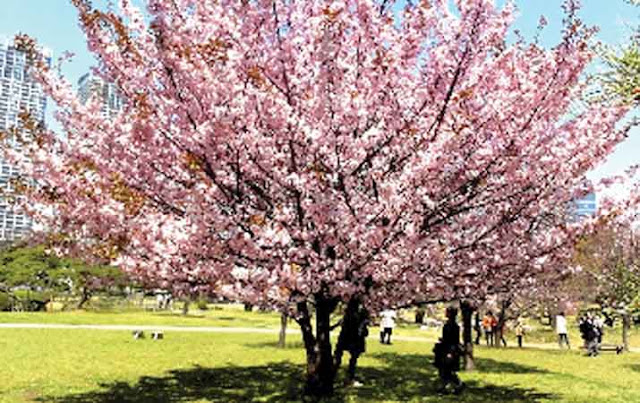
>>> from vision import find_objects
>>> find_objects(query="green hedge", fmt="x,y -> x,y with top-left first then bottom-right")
0,292 -> 10,311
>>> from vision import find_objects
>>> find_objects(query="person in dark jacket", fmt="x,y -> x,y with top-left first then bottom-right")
334,298 -> 369,386
433,306 -> 464,394
579,314 -> 599,356
474,312 -> 482,345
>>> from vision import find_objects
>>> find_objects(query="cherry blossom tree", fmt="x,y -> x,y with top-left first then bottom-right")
2,0 -> 636,396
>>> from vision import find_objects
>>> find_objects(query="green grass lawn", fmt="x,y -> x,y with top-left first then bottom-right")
0,304 -> 284,328
2,306 -> 639,348
1,323 -> 639,403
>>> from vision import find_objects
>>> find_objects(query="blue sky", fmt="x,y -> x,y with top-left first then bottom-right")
0,0 -> 638,187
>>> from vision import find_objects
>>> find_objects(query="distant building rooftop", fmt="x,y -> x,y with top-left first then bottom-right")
573,193 -> 597,220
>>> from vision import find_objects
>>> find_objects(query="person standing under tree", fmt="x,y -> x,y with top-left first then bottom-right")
379,308 -> 396,344
515,319 -> 525,348
434,306 -> 464,394
579,314 -> 599,356
594,314 -> 604,345
156,292 -> 165,310
334,299 -> 369,387
482,311 -> 496,347
556,312 -> 570,349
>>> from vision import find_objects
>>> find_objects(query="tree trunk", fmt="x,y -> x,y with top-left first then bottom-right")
277,312 -> 288,348
460,300 -> 475,371
181,300 -> 190,316
496,299 -> 511,348
244,303 -> 253,312
622,312 -> 631,352
297,296 -> 338,398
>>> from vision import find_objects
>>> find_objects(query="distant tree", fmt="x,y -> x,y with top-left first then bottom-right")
64,259 -> 125,309
0,244 -> 126,310
598,45 -> 640,106
573,215 -> 640,351
594,1 -> 640,106
0,245 -> 66,299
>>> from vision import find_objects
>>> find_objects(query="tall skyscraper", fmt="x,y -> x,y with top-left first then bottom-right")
77,72 -> 124,116
0,38 -> 50,242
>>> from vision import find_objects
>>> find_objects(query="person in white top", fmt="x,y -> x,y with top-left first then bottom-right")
556,312 -> 570,349
593,315 -> 604,344
379,309 -> 397,344
156,293 -> 165,310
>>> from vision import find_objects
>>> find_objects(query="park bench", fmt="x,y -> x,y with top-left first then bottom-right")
132,330 -> 145,339
600,344 -> 624,354
581,344 -> 623,354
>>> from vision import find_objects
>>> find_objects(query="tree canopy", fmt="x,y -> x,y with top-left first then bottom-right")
2,0 -> 637,396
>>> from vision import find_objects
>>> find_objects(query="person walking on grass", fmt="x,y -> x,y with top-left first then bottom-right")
556,312 -> 570,349
515,319 -> 525,348
334,298 -> 369,387
379,308 -> 396,345
434,306 -> 464,395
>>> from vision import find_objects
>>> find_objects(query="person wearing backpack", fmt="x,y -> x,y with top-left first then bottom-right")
334,298 -> 370,386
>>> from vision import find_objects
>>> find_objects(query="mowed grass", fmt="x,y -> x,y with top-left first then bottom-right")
0,304 -> 283,328
2,307 -> 640,348
1,324 -> 640,403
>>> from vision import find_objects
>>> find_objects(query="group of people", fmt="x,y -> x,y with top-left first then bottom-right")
473,311 -> 509,347
336,305 -> 612,393
338,305 -> 465,392
578,313 -> 605,356
155,293 -> 173,310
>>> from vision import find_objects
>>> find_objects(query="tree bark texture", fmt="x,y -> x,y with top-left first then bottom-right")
460,300 -> 475,371
297,295 -> 339,398
623,312 -> 631,352
496,299 -> 511,348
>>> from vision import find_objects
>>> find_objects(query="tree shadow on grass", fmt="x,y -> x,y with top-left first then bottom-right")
362,352 -> 555,402
216,316 -> 238,321
474,357 -> 551,374
245,340 -> 306,349
37,363 -> 305,403
372,352 -> 550,375
626,364 -> 640,372
38,354 -> 557,403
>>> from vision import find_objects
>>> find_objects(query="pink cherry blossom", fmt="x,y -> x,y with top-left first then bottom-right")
3,0 -> 637,396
